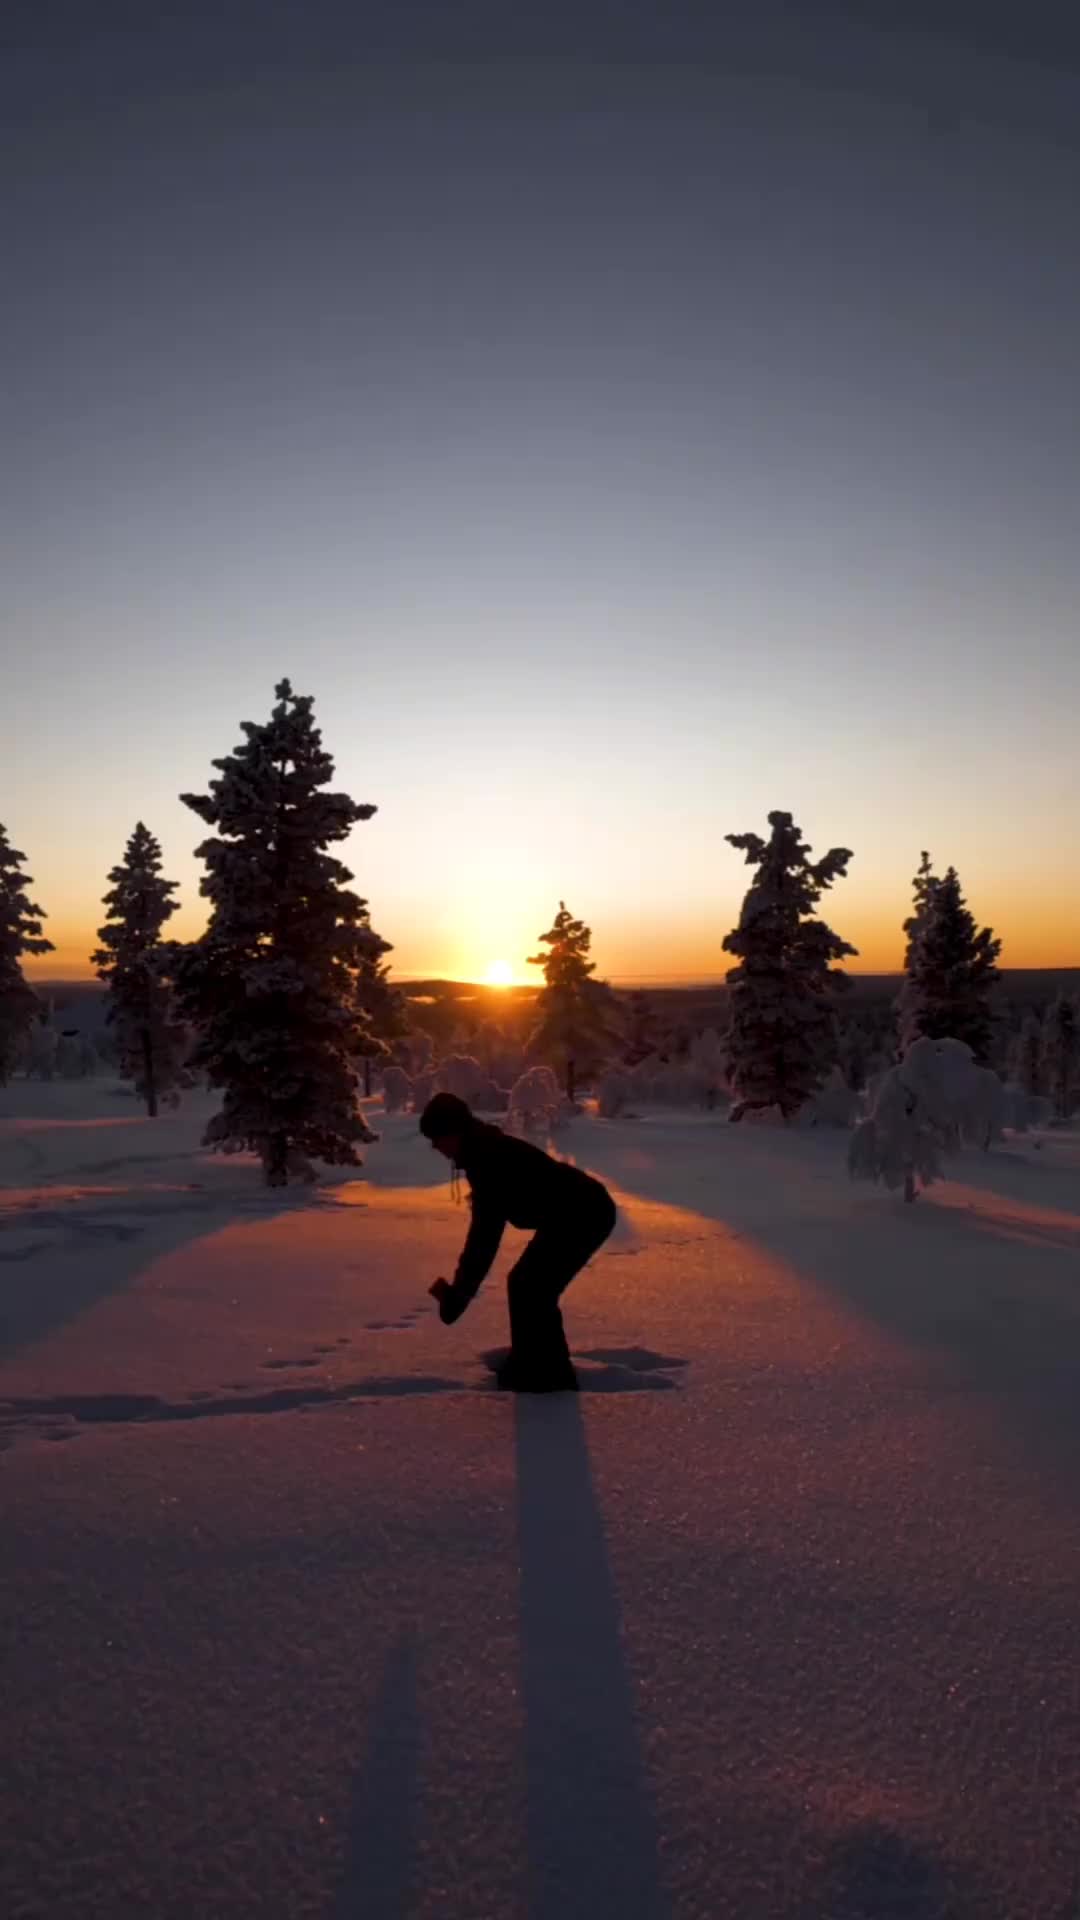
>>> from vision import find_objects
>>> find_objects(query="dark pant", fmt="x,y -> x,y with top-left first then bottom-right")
506,1187 -> 617,1372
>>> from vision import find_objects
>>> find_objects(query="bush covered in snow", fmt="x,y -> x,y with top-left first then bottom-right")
689,1027 -> 727,1107
24,1022 -> 58,1081
622,1054 -> 725,1111
54,1033 -> 91,1082
508,1065 -> 561,1135
435,1055 -> 487,1104
999,1084 -> 1053,1132
396,1029 -> 434,1079
380,1064 -> 413,1114
407,1075 -> 432,1121
849,1035 -> 1007,1200
807,1066 -> 859,1128
471,1078 -> 510,1114
597,1069 -> 632,1118
410,1069 -> 437,1113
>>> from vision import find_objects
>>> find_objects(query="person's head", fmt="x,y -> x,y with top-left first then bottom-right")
419,1092 -> 475,1163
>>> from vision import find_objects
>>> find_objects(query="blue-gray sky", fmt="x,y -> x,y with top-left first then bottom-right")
5,2 -> 1079,978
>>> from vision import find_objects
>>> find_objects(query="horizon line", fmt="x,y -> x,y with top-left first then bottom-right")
27,964 -> 1080,991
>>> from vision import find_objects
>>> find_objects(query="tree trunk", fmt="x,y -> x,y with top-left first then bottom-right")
266,1133 -> 289,1187
567,1057 -> 576,1105
363,1056 -> 372,1098
141,1027 -> 158,1119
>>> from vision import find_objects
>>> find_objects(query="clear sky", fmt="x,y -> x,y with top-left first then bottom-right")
5,2 -> 1079,983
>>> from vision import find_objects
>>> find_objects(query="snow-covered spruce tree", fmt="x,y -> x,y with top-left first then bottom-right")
527,902 -> 621,1102
174,680 -> 379,1186
92,823 -> 186,1117
0,825 -> 53,1084
1041,994 -> 1079,1121
1009,1010 -> 1046,1098
352,925 -> 408,1097
722,811 -> 855,1121
896,860 -> 1001,1063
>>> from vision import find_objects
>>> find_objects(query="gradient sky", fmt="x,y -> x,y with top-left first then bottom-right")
5,2 -> 1079,982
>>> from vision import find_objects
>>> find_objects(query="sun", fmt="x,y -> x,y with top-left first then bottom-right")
485,959 -> 515,988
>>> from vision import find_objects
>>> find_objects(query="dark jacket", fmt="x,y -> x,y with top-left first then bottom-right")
451,1121 -> 611,1303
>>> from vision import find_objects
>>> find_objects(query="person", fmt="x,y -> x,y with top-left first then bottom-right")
420,1091 -> 616,1392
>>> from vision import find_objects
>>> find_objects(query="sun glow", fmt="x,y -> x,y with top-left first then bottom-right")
485,959 -> 515,988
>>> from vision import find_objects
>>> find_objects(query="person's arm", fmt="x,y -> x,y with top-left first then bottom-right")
437,1195 -> 506,1323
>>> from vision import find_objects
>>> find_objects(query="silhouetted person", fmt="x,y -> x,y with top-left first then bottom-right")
421,1092 -> 616,1392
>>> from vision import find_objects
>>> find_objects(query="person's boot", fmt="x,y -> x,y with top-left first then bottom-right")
496,1352 -> 578,1393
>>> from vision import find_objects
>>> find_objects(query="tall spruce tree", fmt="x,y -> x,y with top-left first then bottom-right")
897,861 -> 1001,1063
0,825 -> 53,1084
92,823 -> 185,1117
528,901 -> 621,1102
174,680 -> 379,1185
722,811 -> 855,1120
1041,994 -> 1079,1121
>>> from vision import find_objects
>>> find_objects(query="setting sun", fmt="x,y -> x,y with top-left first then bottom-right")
485,959 -> 515,988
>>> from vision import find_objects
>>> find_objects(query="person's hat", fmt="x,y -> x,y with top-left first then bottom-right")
419,1092 -> 474,1139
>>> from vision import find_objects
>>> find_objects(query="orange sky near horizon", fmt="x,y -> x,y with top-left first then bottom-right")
12,696 -> 1079,992
22,864 -> 1080,987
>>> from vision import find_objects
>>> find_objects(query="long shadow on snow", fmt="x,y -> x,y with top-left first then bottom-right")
332,1633 -> 421,1920
514,1394 -> 669,1920
0,1184 -> 340,1359
590,1117 -> 1080,1501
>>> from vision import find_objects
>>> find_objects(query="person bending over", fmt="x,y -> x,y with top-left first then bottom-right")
421,1092 -> 616,1393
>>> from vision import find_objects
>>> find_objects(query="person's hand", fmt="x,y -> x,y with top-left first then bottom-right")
429,1278 -> 467,1325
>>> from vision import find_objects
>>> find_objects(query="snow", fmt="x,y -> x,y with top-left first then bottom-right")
2,1078 -> 1079,1917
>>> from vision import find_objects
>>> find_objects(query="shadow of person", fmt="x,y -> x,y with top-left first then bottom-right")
332,1633 -> 421,1919
788,1819 -> 998,1920
514,1396 -> 669,1920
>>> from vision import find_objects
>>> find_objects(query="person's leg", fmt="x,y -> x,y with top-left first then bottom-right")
503,1191 -> 616,1389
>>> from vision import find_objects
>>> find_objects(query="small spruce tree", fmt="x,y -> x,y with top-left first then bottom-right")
528,901 -> 621,1102
1041,994 -> 1079,1121
897,860 -> 1001,1063
837,1016 -> 871,1094
92,823 -> 186,1117
623,989 -> 664,1067
722,811 -> 855,1120
1009,1010 -> 1046,1098
0,825 -> 54,1084
353,926 -> 408,1097
174,680 -> 379,1185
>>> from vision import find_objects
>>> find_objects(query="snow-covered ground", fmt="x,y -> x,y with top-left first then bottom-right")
2,1079 -> 1079,1918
